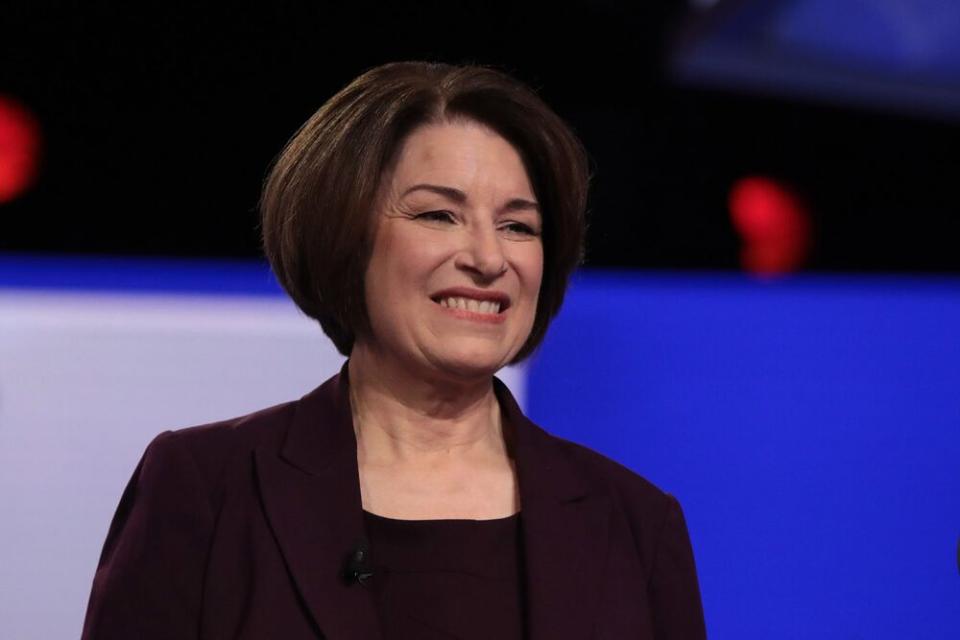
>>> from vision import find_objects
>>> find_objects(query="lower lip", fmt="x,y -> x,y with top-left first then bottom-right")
434,302 -> 507,324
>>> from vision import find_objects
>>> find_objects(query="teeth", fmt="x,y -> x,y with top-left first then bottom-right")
440,297 -> 502,314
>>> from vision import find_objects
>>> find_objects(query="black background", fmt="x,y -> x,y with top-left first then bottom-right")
2,1 -> 957,272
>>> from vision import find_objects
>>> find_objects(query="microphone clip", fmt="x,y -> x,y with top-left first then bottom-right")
342,539 -> 374,587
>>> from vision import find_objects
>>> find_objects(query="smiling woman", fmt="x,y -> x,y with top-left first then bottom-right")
259,63 -> 587,366
81,62 -> 706,640
360,121 -> 543,385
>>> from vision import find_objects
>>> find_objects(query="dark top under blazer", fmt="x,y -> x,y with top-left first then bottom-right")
81,363 -> 707,639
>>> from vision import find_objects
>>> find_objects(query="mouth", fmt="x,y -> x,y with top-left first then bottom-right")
431,297 -> 505,315
429,288 -> 512,316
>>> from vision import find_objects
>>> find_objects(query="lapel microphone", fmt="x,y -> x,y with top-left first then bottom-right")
342,538 -> 374,587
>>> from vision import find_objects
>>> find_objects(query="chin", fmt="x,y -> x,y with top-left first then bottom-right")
427,344 -> 513,380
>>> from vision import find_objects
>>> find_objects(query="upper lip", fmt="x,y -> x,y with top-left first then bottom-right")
431,287 -> 511,311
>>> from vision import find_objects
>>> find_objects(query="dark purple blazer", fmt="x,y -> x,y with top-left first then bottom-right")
82,363 -> 706,639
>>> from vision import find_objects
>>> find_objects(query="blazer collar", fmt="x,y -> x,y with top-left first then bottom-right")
256,361 -> 610,640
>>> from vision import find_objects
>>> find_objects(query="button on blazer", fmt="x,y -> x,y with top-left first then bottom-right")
82,362 -> 706,639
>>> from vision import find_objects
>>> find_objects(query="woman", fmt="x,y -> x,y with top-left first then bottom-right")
82,61 -> 706,639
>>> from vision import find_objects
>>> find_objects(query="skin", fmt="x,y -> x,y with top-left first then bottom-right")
348,118 -> 544,520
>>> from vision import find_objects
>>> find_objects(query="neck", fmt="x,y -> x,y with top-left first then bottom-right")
347,345 -> 508,466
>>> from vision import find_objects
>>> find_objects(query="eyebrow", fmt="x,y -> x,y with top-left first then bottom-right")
400,183 -> 540,213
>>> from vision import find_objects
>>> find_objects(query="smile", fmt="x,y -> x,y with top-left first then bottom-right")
431,296 -> 508,324
438,297 -> 501,314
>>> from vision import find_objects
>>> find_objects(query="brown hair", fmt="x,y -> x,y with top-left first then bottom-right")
260,61 -> 589,364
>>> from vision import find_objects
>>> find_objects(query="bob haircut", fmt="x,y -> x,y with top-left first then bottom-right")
260,61 -> 589,364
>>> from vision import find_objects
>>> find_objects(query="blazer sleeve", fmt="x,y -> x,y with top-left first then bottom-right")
648,494 -> 707,639
81,430 -> 215,640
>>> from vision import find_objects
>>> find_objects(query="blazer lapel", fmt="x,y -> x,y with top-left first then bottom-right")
255,365 -> 610,640
255,365 -> 382,640
495,378 -> 612,640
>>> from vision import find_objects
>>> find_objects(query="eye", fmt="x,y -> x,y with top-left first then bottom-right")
415,210 -> 456,223
502,222 -> 540,237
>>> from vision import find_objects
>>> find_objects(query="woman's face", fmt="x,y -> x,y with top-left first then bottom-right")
359,119 -> 543,381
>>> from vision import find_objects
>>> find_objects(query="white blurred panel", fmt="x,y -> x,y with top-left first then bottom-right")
0,288 -> 526,640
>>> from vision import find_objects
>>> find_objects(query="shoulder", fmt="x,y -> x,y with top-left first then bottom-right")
138,397 -> 299,502
84,397 -> 305,637
546,433 -> 687,543
555,434 -> 676,509
546,433 -> 706,637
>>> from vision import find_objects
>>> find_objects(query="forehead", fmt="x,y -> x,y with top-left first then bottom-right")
386,120 -> 535,197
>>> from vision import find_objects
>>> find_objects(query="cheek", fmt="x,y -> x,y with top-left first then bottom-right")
363,241 -> 391,306
363,230 -> 406,329
517,244 -> 545,300
365,227 -> 440,311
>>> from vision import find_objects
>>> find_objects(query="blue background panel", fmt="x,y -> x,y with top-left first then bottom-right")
0,253 -> 283,296
526,271 -> 960,639
3,255 -> 958,637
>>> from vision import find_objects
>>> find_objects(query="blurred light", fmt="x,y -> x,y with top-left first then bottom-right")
671,0 -> 960,120
728,176 -> 811,276
0,96 -> 42,204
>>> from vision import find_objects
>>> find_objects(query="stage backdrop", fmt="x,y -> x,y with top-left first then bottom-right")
1,255 -> 957,639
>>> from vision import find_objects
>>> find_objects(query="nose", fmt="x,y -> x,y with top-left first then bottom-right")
456,223 -> 507,280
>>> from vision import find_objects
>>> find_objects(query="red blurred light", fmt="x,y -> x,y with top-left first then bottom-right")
0,96 -> 42,204
729,176 -> 811,276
